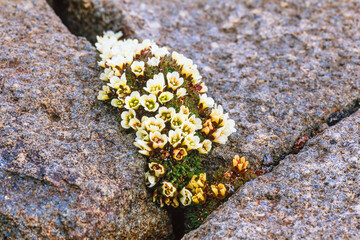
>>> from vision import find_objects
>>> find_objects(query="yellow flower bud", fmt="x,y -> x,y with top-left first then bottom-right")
233,155 -> 249,172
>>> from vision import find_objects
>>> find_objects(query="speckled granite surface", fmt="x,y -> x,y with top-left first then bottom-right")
1,0 -> 359,238
109,0 -> 360,170
0,1 -> 172,239
184,109 -> 360,239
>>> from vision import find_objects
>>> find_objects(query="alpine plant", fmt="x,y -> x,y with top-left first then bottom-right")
96,31 -> 241,208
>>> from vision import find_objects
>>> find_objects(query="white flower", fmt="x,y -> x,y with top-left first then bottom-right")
149,162 -> 166,177
107,55 -> 127,70
176,88 -> 187,98
100,68 -> 114,81
136,129 -> 149,141
168,129 -> 183,148
150,131 -> 168,149
145,172 -> 156,188
134,139 -> 152,156
97,85 -> 111,100
120,109 -> 136,129
179,187 -> 193,206
131,61 -> 145,77
155,107 -> 176,122
143,117 -> 166,133
210,104 -> 224,124
147,57 -> 160,67
140,94 -> 159,112
211,120 -> 237,144
172,51 -> 188,67
188,115 -> 202,130
198,139 -> 212,154
107,73 -> 127,89
220,118 -> 236,135
167,72 -> 184,90
181,121 -> 196,136
181,61 -> 202,84
198,82 -> 208,93
143,73 -> 166,96
171,113 -> 186,129
124,91 -> 141,110
198,94 -> 214,110
182,134 -> 202,151
152,45 -> 170,58
161,182 -> 177,198
158,91 -> 174,104
129,117 -> 141,130
111,98 -> 124,108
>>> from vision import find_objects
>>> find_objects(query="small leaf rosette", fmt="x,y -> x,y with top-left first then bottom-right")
96,31 -> 237,208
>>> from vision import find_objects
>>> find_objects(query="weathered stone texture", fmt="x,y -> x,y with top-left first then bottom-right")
0,0 -> 172,238
184,110 -> 360,239
115,0 -> 360,169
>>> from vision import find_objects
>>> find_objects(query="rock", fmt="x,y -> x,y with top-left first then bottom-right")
183,110 -> 360,239
88,0 -> 360,170
0,1 -> 172,239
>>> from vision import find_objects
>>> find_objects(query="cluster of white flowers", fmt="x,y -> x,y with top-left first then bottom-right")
96,31 -> 236,208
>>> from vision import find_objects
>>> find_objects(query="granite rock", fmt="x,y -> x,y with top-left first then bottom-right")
0,1 -> 172,238
183,110 -> 360,239
91,0 -> 360,170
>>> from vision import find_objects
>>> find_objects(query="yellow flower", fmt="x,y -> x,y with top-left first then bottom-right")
168,129 -> 183,148
233,155 -> 248,172
211,183 -> 227,199
140,94 -> 159,112
167,71 -> 184,90
192,188 -> 206,204
116,84 -> 131,98
198,139 -> 212,154
173,147 -> 187,161
161,182 -> 177,198
131,61 -> 145,77
124,91 -> 141,110
149,131 -> 168,149
149,162 -> 166,177
97,85 -> 111,100
158,91 -> 174,104
201,119 -> 214,135
179,187 -> 193,206
186,175 -> 199,191
187,173 -> 206,191
155,107 -> 175,122
197,173 -> 207,188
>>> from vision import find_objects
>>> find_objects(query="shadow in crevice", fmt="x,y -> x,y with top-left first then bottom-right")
46,0 -> 133,44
